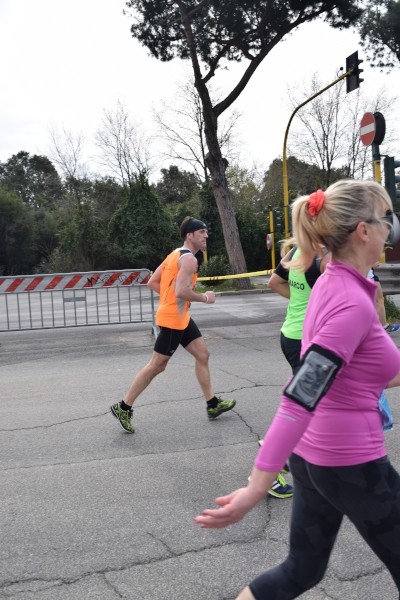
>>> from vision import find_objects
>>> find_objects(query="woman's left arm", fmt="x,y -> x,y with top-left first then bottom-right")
387,369 -> 400,388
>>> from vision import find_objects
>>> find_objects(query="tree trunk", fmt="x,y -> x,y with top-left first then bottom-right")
199,84 -> 251,289
176,1 -> 251,290
205,152 -> 250,289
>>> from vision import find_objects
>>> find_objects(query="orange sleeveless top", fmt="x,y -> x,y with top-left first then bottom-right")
156,248 -> 197,330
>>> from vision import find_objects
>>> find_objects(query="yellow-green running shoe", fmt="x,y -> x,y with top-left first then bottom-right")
268,472 -> 294,499
110,402 -> 135,433
207,397 -> 236,419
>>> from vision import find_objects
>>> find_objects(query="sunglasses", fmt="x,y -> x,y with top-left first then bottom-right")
348,209 -> 393,234
381,209 -> 394,228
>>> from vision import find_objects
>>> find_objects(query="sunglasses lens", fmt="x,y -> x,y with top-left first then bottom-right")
387,213 -> 400,246
385,210 -> 393,225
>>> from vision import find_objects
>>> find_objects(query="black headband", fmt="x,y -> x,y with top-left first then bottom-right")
180,219 -> 208,238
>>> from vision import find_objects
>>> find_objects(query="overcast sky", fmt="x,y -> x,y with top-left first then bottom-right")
1,0 -> 400,181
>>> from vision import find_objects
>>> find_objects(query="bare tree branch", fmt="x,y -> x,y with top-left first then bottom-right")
153,74 -> 241,180
47,125 -> 87,180
287,75 -> 400,184
94,100 -> 152,187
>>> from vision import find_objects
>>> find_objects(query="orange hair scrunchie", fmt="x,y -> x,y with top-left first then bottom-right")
307,189 -> 325,217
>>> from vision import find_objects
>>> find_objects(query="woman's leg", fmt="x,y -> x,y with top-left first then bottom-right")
280,333 -> 302,374
308,457 -> 400,591
235,587 -> 256,600
249,454 -> 343,600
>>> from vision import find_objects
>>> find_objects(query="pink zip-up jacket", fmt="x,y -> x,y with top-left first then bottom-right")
256,261 -> 400,470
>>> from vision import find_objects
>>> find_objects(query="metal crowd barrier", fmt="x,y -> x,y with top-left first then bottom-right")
0,269 -> 156,333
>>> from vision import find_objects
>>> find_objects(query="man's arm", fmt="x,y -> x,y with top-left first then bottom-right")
147,265 -> 162,295
175,255 -> 215,304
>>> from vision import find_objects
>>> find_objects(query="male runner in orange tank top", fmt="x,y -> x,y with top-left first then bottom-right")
110,216 -> 236,433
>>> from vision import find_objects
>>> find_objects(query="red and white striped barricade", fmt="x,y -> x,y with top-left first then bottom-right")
0,269 -> 156,332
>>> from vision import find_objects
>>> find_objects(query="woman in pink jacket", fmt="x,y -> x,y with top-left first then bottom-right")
195,179 -> 400,599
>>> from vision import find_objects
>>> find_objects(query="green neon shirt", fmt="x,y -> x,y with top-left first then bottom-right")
280,248 -> 321,340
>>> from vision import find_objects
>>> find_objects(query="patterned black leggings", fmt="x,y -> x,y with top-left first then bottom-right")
250,454 -> 400,599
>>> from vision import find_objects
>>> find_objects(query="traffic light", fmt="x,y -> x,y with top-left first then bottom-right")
269,209 -> 283,233
384,156 -> 400,208
346,51 -> 364,93
275,210 -> 283,233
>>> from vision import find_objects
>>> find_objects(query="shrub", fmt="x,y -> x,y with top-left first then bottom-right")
199,255 -> 231,287
384,295 -> 400,323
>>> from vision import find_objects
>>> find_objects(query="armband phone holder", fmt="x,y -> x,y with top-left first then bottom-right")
284,344 -> 343,411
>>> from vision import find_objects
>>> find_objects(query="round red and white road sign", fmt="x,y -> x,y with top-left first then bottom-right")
360,112 -> 376,146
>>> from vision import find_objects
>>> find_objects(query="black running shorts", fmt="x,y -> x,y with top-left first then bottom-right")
153,318 -> 202,356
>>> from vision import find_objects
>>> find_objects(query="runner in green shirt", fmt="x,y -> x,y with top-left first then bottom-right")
257,246 -> 329,499
269,246 -> 330,373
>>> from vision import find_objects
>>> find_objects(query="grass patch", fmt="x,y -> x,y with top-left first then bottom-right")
384,295 -> 400,323
197,279 -> 240,292
197,279 -> 266,292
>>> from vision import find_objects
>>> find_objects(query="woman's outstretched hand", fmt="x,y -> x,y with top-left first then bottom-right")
194,486 -> 262,529
194,468 -> 279,529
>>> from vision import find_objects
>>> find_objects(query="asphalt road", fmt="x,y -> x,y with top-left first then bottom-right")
1,291 -> 399,599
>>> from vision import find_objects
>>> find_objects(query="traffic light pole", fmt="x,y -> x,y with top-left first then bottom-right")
268,208 -> 276,270
282,67 -> 358,238
372,142 -> 382,184
371,142 -> 384,261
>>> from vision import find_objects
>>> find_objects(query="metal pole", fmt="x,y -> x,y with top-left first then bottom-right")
372,142 -> 382,183
282,68 -> 355,238
269,208 -> 276,270
372,142 -> 386,263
